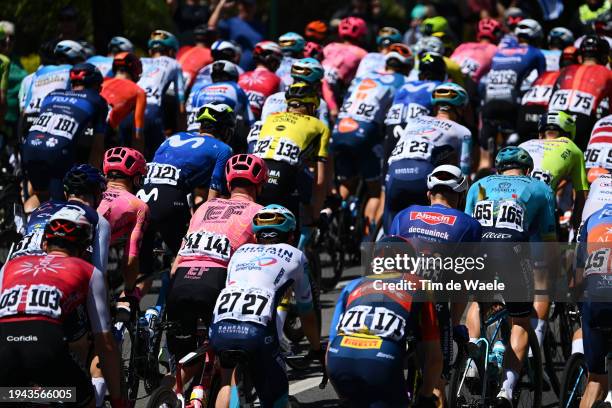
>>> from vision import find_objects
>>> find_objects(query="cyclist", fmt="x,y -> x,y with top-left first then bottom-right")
86,35 -> 134,78
389,165 -> 481,404
583,172 -> 612,222
585,114 -> 612,183
575,202 -> 612,407
450,18 -> 502,83
0,207 -> 125,408
189,40 -> 244,95
138,102 -> 233,279
519,110 -> 589,231
354,26 -> 403,80
133,29 -> 185,158
178,25 -> 216,90
100,52 -> 146,152
303,41 -> 324,61
304,20 -> 328,44
97,147 -> 149,319
276,32 -> 305,90
543,27 -> 574,71
499,7 -> 524,48
210,204 -> 323,407
238,41 -> 282,119
18,40 -> 85,136
479,19 -> 546,170
383,82 -> 472,233
327,235 -> 442,408
412,35 -> 465,88
464,147 -> 557,407
166,153 -> 266,387
332,44 -> 410,237
22,63 -> 107,208
550,34 -> 612,150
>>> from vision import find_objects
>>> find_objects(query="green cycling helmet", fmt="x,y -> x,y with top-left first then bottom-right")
420,16 -> 449,35
431,82 -> 468,107
495,146 -> 534,172
539,110 -> 576,140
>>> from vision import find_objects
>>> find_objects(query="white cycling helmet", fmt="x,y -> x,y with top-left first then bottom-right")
54,40 -> 85,63
212,40 -> 242,63
108,36 -> 134,53
416,36 -> 445,56
514,19 -> 543,42
427,164 -> 468,192
211,59 -> 239,82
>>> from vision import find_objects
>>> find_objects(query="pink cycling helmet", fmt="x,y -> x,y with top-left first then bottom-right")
477,18 -> 502,42
225,154 -> 268,189
338,17 -> 367,41
103,147 -> 147,177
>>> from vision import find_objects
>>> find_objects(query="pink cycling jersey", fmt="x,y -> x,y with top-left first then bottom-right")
322,42 -> 367,86
177,196 -> 263,268
97,187 -> 149,258
450,42 -> 497,82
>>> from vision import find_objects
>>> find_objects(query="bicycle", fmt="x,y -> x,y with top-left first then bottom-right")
559,351 -> 588,408
449,303 -> 543,408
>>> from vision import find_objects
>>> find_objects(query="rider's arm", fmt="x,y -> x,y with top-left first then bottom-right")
123,204 -> 150,290
87,267 -> 122,402
328,278 -> 360,343
133,87 -> 146,153
207,145 -> 232,200
296,255 -> 320,351
570,148 -> 590,231
463,183 -> 477,216
312,124 -> 331,216
89,100 -> 108,169
322,80 -> 338,120
207,0 -> 228,30
539,184 -> 559,243
92,216 -> 111,276
459,130 -> 472,176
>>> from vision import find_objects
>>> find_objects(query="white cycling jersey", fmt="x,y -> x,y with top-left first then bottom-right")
275,56 -> 297,92
18,65 -> 71,116
583,174 -> 612,222
212,243 -> 312,327
354,52 -> 385,80
260,91 -> 329,126
585,114 -> 612,170
138,56 -> 185,107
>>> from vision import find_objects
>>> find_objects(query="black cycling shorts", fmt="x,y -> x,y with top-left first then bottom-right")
516,105 -> 546,141
259,160 -> 300,218
166,266 -> 227,360
0,320 -> 93,407
479,100 -> 519,150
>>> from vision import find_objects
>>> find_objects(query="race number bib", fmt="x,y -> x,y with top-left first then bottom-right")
389,139 -> 433,163
486,70 -> 517,100
30,112 -> 79,140
495,200 -> 525,232
0,284 -> 62,319
271,138 -> 301,165
179,231 -> 231,261
186,108 -> 199,131
0,285 -> 25,318
473,200 -> 494,227
338,305 -> 406,341
385,103 -> 403,125
12,229 -> 44,255
521,85 -> 553,105
213,286 -> 274,325
530,169 -> 553,185
406,103 -> 430,119
549,90 -> 595,115
585,143 -> 612,169
145,163 -> 181,186
252,136 -> 273,156
584,248 -> 611,276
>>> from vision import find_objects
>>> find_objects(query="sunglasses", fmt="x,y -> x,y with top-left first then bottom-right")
287,101 -> 309,109
151,31 -> 170,40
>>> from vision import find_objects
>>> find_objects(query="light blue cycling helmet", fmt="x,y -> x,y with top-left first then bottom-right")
278,32 -> 305,54
431,82 -> 468,107
148,29 -> 179,52
291,58 -> 324,83
376,27 -> 402,47
495,146 -> 534,172
547,27 -> 574,49
252,204 -> 297,233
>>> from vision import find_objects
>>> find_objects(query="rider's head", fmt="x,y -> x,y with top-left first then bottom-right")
418,52 -> 446,82
148,29 -> 179,57
107,36 -> 134,56
477,18 -> 502,44
303,41 -> 324,61
211,40 -> 242,64
211,60 -> 239,83
253,41 -> 283,72
547,27 -> 574,51
286,82 -> 320,116
371,235 -> 417,275
225,154 -> 268,197
420,16 -> 448,38
103,147 -> 147,190
43,206 -> 92,257
426,164 -> 468,209
69,63 -> 103,92
63,164 -> 107,208
514,19 -> 543,46
376,27 -> 402,52
580,34 -> 610,65
495,146 -> 534,175
431,82 -> 468,119
54,40 -> 85,65
560,45 -> 580,67
504,7 -> 525,32
304,20 -> 328,44
416,35 -> 445,57
538,110 -> 576,140
112,52 -> 142,82
384,43 -> 414,75
278,32 -> 305,58
291,58 -> 324,86
252,204 -> 297,245
196,102 -> 236,143
193,25 -> 218,48
338,17 -> 367,45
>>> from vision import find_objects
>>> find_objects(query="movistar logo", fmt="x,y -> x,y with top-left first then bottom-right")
168,135 -> 205,149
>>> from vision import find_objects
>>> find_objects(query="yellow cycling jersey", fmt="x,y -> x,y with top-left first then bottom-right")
443,56 -> 466,88
253,112 -> 330,166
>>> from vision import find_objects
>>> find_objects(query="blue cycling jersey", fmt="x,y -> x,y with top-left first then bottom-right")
86,55 -> 113,77
147,131 -> 233,194
465,175 -> 557,241
577,203 -> 612,301
186,81 -> 254,131
385,80 -> 441,125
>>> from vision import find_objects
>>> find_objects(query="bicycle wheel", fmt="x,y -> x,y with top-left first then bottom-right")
449,343 -> 487,408
283,303 -> 305,344
543,323 -> 562,396
560,353 -> 588,408
120,321 -> 141,402
145,386 -> 180,408
513,331 -> 543,408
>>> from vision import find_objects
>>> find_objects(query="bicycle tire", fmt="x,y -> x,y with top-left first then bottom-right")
145,386 -> 180,408
513,331 -> 543,408
120,321 -> 141,402
283,304 -> 305,344
448,344 -> 486,408
543,325 -> 562,396
560,353 -> 588,408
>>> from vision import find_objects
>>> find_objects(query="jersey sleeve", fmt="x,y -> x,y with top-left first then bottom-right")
92,216 -> 111,275
576,218 -> 589,268
93,98 -> 109,134
329,278 -> 360,343
535,49 -> 547,76
571,144 -> 589,191
464,184 -> 478,216
173,62 -> 186,104
18,73 -> 33,111
125,202 -> 150,258
294,252 -> 313,313
87,267 -> 111,334
210,146 -> 232,194
0,57 -> 9,92
240,89 -> 256,125
134,87 -> 146,132
538,183 -> 558,241
459,129 -> 472,175
316,121 -> 331,160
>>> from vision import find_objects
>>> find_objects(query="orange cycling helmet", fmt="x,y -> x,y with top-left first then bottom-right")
112,52 -> 142,80
305,20 -> 328,42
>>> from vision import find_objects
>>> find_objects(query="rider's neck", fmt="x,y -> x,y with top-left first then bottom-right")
107,179 -> 133,193
501,168 -> 526,176
230,187 -> 256,202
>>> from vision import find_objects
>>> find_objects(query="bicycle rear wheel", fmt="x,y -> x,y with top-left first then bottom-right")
120,321 -> 141,401
145,386 -> 180,408
559,353 -> 588,408
513,331 -> 543,408
449,343 -> 487,408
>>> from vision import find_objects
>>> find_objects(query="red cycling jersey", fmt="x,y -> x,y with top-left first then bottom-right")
178,46 -> 213,89
551,64 -> 612,116
521,71 -> 560,108
0,253 -> 110,333
101,77 -> 146,132
238,67 -> 281,118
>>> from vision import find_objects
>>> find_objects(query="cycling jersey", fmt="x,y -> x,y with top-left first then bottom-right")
275,56 -> 297,91
385,80 -> 441,126
186,80 -> 254,132
550,64 -> 612,118
585,115 -> 612,171
322,42 -> 367,87
86,55 -> 113,77
18,64 -> 71,117
177,197 -> 262,269
443,56 -> 467,87
138,56 -> 185,107
97,187 -> 149,258
450,42 -> 497,82
354,52 -> 385,80
259,90 -> 329,126
519,137 -> 589,191
520,71 -> 560,108
100,77 -> 146,131
541,49 -> 561,72
190,62 -> 246,97
238,67 -> 281,118
177,46 -> 213,89
582,174 -> 612,222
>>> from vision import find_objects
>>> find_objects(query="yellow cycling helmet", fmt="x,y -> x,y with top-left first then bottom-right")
285,82 -> 320,108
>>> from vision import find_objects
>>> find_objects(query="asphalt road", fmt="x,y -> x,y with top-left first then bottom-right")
134,265 -> 561,408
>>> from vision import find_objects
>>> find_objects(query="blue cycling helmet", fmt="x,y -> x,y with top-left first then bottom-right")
376,27 -> 402,47
63,164 -> 107,196
495,146 -> 534,172
431,82 -> 468,107
148,29 -> 179,52
108,36 -> 134,54
291,58 -> 324,83
252,204 -> 297,234
547,27 -> 574,49
278,32 -> 305,55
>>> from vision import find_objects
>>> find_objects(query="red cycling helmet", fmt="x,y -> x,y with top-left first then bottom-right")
561,45 -> 579,67
103,147 -> 147,177
305,20 -> 328,42
338,17 -> 367,41
304,41 -> 324,61
112,52 -> 142,81
225,154 -> 268,190
477,18 -> 502,42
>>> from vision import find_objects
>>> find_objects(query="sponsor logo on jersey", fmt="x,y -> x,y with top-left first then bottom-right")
409,211 -> 457,226
337,117 -> 359,133
493,182 -> 515,193
340,335 -> 382,349
252,256 -> 277,267
357,78 -> 377,91
482,232 -> 512,239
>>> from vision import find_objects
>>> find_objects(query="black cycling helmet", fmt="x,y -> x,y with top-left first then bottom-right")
580,34 -> 610,64
211,60 -> 239,83
63,164 -> 107,197
196,102 -> 236,142
194,25 -> 218,46
418,52 -> 447,82
69,63 -> 103,89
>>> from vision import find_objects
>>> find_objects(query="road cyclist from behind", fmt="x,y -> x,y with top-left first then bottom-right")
450,18 -> 502,83
276,31 -> 305,91
86,36 -> 134,78
585,114 -> 612,184
354,26 -> 403,80
189,40 -> 244,96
